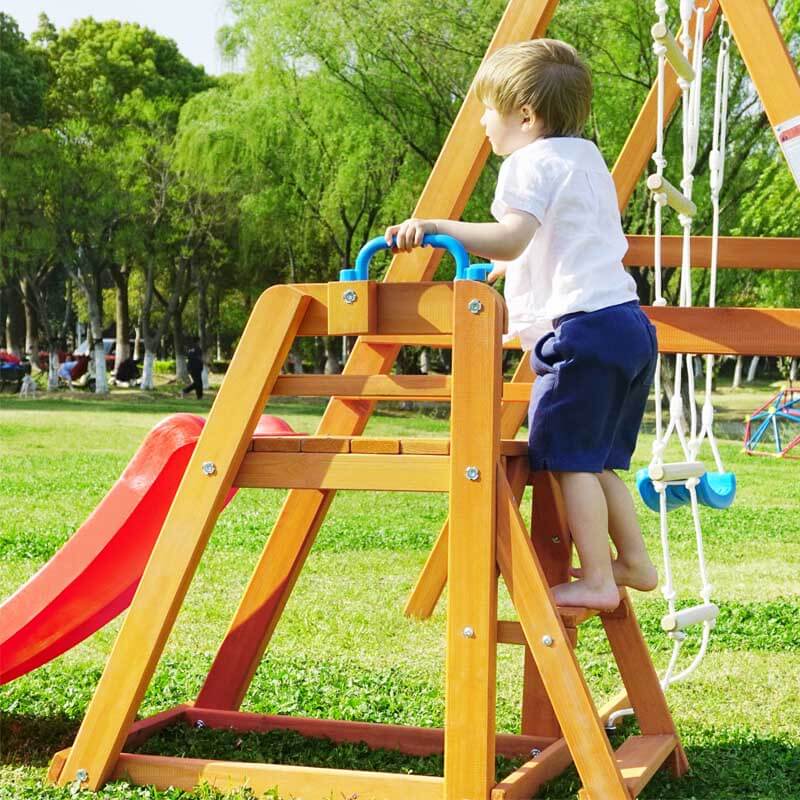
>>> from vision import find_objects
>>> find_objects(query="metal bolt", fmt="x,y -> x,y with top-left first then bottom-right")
195,719 -> 206,729
465,466 -> 480,481
468,298 -> 483,314
530,748 -> 542,759
75,769 -> 88,783
343,289 -> 358,304
541,635 -> 554,647
551,535 -> 561,544
463,626 -> 476,638
201,461 -> 217,476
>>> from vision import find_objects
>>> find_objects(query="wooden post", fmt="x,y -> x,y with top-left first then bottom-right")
444,281 -> 504,799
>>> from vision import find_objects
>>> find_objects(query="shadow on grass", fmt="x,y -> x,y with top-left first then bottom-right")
0,714 -> 79,767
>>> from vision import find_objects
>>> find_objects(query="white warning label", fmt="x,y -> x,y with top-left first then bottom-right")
775,115 -> 800,190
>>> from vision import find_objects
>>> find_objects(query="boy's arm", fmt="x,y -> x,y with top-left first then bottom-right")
384,211 -> 539,263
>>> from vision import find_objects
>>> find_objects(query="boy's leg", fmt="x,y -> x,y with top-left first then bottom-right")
570,470 -> 658,592
550,471 -> 620,611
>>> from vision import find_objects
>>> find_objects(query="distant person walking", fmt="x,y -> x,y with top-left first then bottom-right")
182,341 -> 205,400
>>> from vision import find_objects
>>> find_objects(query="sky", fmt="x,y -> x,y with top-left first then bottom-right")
1,0 -> 235,75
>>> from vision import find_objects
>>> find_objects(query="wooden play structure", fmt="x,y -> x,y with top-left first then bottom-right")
50,1 -> 799,798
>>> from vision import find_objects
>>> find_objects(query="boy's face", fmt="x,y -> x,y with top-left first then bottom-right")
480,104 -> 541,156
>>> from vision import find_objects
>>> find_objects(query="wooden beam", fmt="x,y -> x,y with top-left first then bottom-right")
235,452 -> 451,492
625,235 -> 800,270
110,752 -> 444,800
183,708 -> 556,758
648,306 -> 800,357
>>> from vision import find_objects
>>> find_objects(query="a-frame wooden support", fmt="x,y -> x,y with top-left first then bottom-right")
50,1 -> 800,798
51,280 -> 687,799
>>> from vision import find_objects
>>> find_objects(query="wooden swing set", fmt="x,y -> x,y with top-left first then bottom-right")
50,1 -> 799,798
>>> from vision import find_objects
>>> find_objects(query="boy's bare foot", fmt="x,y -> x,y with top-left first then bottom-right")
569,559 -> 658,592
551,579 -> 620,612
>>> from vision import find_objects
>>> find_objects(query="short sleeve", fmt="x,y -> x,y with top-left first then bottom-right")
490,148 -> 552,224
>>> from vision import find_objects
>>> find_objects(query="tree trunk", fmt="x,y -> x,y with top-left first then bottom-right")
47,349 -> 59,391
133,323 -> 142,361
790,358 -> 797,384
732,355 -> 743,389
4,284 -> 25,358
323,336 -> 341,374
86,288 -> 108,394
21,278 -> 40,370
746,356 -> 760,384
141,344 -> 157,390
111,265 -> 131,372
173,318 -> 188,384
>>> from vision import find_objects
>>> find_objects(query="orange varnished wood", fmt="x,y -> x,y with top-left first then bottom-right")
625,235 -> 800,269
182,707 -> 555,758
647,306 -> 800,357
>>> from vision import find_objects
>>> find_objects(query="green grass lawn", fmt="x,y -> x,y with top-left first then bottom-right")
1,386 -> 798,800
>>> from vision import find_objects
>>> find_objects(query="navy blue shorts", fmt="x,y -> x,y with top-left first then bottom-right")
528,300 -> 657,473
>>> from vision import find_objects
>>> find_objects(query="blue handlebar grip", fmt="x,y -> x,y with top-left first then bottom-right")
343,234 -> 472,281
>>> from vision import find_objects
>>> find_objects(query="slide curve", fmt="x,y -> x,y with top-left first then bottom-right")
0,412 -> 296,685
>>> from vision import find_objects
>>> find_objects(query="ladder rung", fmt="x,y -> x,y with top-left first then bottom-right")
648,460 -> 705,482
651,22 -> 695,82
661,602 -> 719,632
646,174 -> 697,217
614,733 -> 678,796
251,436 -> 529,457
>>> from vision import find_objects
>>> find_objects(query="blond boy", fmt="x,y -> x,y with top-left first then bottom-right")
385,39 -> 658,610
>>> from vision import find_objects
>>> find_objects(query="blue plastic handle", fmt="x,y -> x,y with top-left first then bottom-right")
341,234 -> 473,281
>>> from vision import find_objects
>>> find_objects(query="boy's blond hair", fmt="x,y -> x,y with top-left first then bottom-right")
475,39 -> 592,137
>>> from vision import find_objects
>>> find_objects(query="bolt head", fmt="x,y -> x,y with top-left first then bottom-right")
463,626 -> 476,638
201,461 -> 217,476
530,748 -> 542,758
195,719 -> 206,729
465,466 -> 480,481
343,289 -> 358,304
541,634 -> 554,647
76,769 -> 88,783
551,535 -> 560,544
468,298 -> 483,314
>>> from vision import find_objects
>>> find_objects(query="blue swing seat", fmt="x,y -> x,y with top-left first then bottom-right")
637,468 -> 736,512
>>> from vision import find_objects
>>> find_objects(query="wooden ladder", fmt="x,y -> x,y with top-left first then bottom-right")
49,279 -> 686,800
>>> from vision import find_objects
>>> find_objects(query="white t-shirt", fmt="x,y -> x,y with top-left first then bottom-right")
491,137 -> 637,350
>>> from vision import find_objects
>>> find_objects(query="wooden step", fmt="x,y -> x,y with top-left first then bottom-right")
497,601 -> 628,644
250,436 -> 529,457
612,734 -> 678,797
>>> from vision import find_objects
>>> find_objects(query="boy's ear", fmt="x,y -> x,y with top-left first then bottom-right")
519,104 -> 536,130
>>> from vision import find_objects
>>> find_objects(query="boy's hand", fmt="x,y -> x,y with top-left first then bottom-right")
487,263 -> 506,284
384,218 -> 437,252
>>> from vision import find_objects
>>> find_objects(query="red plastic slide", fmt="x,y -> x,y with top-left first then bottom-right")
0,412 -> 296,685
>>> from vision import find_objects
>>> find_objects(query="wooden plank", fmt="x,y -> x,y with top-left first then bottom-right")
252,436 -> 302,452
273,373 -> 452,400
299,436 -> 351,453
444,281 -> 503,799
123,705 -> 190,752
496,469 -> 630,799
327,279 -> 376,335
721,0 -> 800,130
647,306 -> 800,357
613,734 -> 678,797
400,438 -> 450,455
350,437 -> 401,454
625,235 -> 800,270
184,708 -> 555,758
110,752 -> 444,800
294,282 -> 457,336
47,749 -> 69,783
196,0 -> 562,714
601,593 -> 689,778
611,4 -> 720,210
57,286 -> 311,790
235,452 -> 450,492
